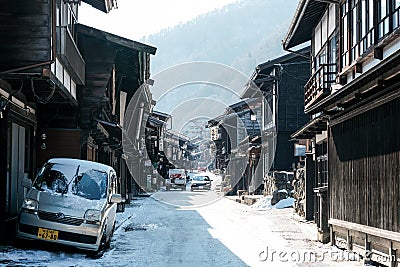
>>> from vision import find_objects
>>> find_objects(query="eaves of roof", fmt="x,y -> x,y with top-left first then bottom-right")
77,24 -> 157,55
82,0 -> 116,14
282,0 -> 330,50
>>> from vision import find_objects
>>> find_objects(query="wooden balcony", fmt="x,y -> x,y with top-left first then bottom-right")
304,63 -> 336,110
56,26 -> 85,85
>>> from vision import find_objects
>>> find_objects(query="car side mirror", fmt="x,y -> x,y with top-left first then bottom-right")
110,193 -> 122,204
22,178 -> 32,188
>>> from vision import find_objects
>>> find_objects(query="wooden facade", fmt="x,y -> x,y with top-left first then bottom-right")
0,80 -> 36,241
36,128 -> 82,167
76,24 -> 156,205
330,97 -> 400,231
245,48 -> 310,172
0,0 -> 159,241
284,0 -> 400,263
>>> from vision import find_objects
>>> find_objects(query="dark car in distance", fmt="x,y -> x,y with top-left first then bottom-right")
190,175 -> 212,191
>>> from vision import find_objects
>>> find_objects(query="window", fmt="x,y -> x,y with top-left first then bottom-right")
328,34 -> 337,82
340,0 -> 399,70
341,2 -> 349,68
66,4 -> 78,39
360,0 -> 374,54
378,0 -> 390,39
393,0 -> 400,29
33,163 -> 108,200
56,0 -> 78,40
349,0 -> 359,62
313,6 -> 338,85
316,143 -> 328,186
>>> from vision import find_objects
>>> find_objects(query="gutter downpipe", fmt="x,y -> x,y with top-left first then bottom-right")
0,61 -> 54,75
52,0 -> 56,64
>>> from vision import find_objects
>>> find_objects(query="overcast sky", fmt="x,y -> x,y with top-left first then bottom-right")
79,0 -> 240,41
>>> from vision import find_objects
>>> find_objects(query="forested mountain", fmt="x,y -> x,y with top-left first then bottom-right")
142,0 -> 299,76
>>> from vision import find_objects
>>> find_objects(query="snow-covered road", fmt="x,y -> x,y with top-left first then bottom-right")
0,192 -> 366,267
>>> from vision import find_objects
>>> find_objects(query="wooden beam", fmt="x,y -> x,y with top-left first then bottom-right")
374,47 -> 383,60
355,63 -> 363,73
329,219 -> 400,243
77,24 -> 157,55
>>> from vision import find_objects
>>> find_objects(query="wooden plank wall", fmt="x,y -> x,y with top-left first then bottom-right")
329,96 -> 400,232
0,0 -> 51,71
36,128 -> 82,168
277,60 -> 309,132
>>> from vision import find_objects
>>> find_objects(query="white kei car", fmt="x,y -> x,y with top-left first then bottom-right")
16,158 -> 121,253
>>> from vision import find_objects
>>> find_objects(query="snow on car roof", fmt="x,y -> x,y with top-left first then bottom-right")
48,158 -> 114,173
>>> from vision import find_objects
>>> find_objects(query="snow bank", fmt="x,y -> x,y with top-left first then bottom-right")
274,197 -> 295,209
251,196 -> 295,210
251,196 -> 273,210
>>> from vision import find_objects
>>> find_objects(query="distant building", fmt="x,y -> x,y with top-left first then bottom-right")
244,47 -> 310,172
211,48 -> 310,195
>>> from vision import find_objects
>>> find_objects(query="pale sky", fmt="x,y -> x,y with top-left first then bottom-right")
79,0 -> 240,41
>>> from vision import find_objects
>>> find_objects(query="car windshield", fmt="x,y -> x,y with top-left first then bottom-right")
193,176 -> 208,181
33,163 -> 108,200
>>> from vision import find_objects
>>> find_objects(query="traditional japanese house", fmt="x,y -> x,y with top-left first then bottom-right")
239,48 -> 311,196
210,99 -> 260,194
76,24 -> 156,202
246,47 -> 310,171
284,0 -> 400,262
0,0 -> 117,240
207,114 -> 231,175
145,111 -> 170,190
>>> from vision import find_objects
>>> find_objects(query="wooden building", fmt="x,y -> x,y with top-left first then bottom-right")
243,47 -> 311,185
0,0 -> 157,240
76,24 -> 156,202
205,49 -> 309,197
0,0 -> 117,241
145,111 -> 170,190
208,99 -> 260,194
284,0 -> 400,263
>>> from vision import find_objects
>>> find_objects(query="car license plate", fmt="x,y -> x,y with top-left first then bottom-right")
199,186 -> 204,189
37,228 -> 58,241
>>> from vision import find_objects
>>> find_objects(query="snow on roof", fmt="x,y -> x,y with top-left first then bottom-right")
48,158 -> 114,173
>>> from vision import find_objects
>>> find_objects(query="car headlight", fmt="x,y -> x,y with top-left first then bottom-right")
21,199 -> 38,212
84,209 -> 101,225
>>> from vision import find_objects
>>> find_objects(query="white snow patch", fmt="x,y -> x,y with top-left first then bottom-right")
274,197 -> 295,209
251,196 -> 273,210
251,196 -> 295,210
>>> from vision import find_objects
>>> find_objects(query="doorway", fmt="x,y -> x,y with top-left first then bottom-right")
6,122 -> 30,219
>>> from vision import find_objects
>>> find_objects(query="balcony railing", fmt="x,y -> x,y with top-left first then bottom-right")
56,26 -> 85,85
304,63 -> 336,110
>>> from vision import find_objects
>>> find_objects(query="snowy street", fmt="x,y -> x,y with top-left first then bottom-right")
1,192 -> 366,267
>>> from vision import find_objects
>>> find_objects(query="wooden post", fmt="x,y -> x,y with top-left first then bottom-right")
314,186 -> 329,243
347,230 -> 352,251
365,234 -> 371,265
330,225 -> 335,246
305,154 -> 315,220
389,242 -> 397,267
